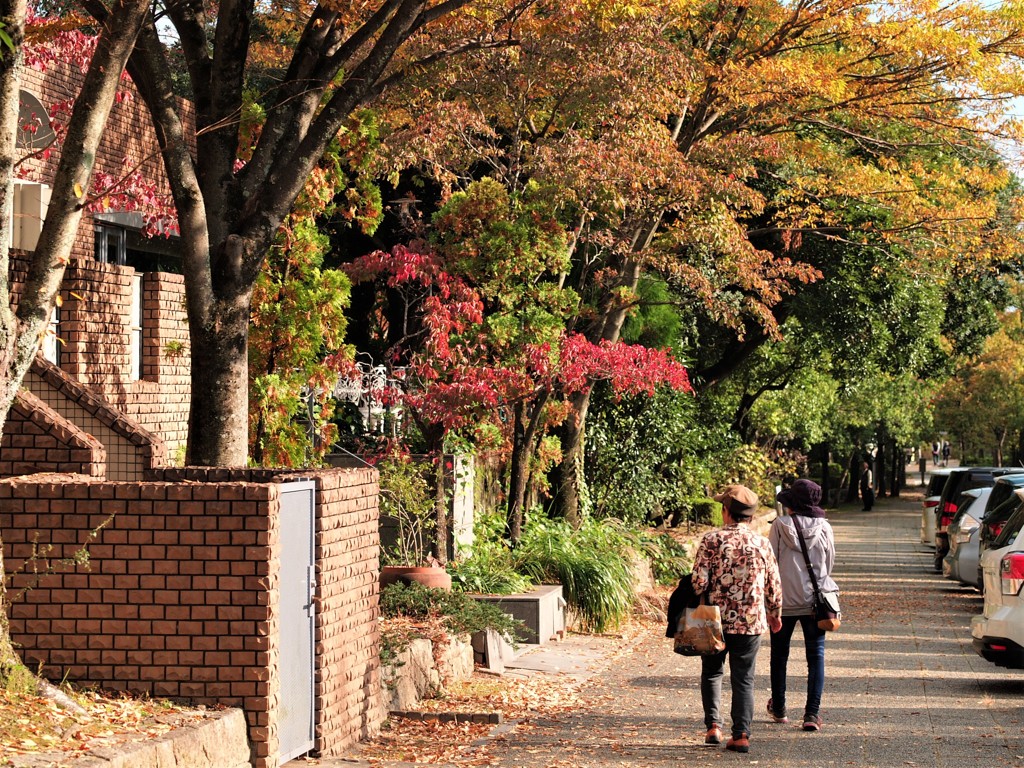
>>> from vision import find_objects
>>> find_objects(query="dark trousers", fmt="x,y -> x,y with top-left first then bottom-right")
770,614 -> 826,718
701,632 -> 761,737
861,486 -> 874,510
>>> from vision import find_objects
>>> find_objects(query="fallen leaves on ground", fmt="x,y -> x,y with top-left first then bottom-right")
355,612 -> 663,766
0,683 -> 207,765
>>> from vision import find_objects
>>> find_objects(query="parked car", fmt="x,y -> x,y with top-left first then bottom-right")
975,496 -> 1024,593
933,468 -> 1001,571
942,487 -> 992,588
971,500 -> 1024,668
921,468 -> 953,546
977,474 -> 1024,564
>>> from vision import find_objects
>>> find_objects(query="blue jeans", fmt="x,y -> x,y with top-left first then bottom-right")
770,614 -> 826,718
701,633 -> 761,737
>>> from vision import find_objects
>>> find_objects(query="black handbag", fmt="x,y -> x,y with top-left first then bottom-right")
793,517 -> 842,631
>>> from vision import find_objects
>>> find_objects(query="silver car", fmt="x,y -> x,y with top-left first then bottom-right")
944,487 -> 993,588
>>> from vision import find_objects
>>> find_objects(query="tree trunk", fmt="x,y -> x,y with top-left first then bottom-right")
506,402 -> 529,545
819,441 -> 831,505
888,438 -> 900,498
876,437 -> 887,498
506,390 -> 550,545
0,530 -> 22,682
551,388 -> 592,527
845,449 -> 860,503
433,452 -> 448,565
185,284 -> 252,466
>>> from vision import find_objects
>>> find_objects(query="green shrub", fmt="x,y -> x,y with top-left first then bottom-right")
448,511 -> 536,594
626,529 -> 693,585
514,518 -> 635,633
690,498 -> 721,526
448,540 -> 535,594
380,582 -> 523,642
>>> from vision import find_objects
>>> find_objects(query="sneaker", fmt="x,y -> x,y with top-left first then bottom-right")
767,697 -> 788,724
802,714 -> 822,731
725,733 -> 750,753
705,725 -> 722,745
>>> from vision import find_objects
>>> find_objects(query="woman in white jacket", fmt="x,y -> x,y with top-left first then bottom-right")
767,479 -> 838,732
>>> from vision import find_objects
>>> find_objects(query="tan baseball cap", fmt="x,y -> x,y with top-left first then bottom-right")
713,484 -> 759,515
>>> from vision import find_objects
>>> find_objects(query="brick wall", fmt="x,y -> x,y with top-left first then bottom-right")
0,391 -> 105,477
22,358 -> 166,481
59,259 -> 191,457
2,467 -> 383,767
5,254 -> 191,469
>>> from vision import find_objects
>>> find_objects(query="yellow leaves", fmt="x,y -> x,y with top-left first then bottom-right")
72,182 -> 84,199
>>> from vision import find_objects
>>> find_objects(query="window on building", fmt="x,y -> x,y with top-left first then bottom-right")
93,213 -> 181,273
129,274 -> 143,381
94,223 -> 126,265
40,305 -> 59,367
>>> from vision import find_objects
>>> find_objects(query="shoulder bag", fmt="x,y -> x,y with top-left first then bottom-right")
793,517 -> 842,631
673,591 -> 726,655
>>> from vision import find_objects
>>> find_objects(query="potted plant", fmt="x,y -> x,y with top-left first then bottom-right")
377,452 -> 452,590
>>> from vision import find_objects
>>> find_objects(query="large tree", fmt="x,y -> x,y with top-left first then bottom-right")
76,0 -> 519,466
363,0 -> 1024,522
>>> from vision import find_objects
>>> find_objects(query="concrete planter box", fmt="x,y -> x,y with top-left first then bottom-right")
472,585 -> 567,645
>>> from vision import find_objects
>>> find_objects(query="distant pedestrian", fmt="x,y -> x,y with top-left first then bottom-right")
692,485 -> 782,754
769,479 -> 838,732
942,441 -> 951,467
932,442 -> 940,466
860,461 -> 874,511
918,455 -> 928,486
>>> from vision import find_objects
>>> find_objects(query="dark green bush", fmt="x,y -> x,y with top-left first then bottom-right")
380,582 -> 523,641
690,499 -> 721,526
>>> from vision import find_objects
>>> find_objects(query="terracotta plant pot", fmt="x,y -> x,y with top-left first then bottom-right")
380,565 -> 452,591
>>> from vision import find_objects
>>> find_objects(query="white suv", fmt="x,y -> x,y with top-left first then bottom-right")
971,501 -> 1024,668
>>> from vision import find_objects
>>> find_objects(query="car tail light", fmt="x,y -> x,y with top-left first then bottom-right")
940,513 -> 955,529
1000,553 -> 1024,595
925,500 -> 939,509
954,517 -> 980,543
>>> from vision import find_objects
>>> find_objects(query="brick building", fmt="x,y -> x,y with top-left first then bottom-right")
3,61 -> 191,476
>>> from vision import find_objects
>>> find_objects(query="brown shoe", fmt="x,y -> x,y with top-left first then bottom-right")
726,733 -> 750,753
704,725 -> 722,745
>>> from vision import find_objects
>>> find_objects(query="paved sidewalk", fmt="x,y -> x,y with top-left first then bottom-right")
470,492 -> 1024,767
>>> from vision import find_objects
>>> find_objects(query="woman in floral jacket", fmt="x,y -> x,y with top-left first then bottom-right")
692,484 -> 782,755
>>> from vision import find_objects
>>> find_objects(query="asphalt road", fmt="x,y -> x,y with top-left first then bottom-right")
478,489 -> 1024,767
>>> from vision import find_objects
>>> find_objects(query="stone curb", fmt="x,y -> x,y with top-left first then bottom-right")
7,707 -> 251,768
389,710 -> 503,724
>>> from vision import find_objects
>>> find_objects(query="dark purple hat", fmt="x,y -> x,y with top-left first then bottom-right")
776,479 -> 826,518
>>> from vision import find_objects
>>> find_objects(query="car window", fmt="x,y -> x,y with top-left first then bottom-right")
955,492 -> 980,514
940,471 -> 994,510
992,502 -> 1024,548
982,496 -> 1014,522
927,475 -> 948,496
986,480 -> 1024,514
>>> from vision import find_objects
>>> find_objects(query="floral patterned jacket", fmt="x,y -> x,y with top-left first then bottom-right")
692,523 -> 782,635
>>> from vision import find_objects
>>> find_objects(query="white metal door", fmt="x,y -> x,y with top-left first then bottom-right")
278,480 -> 316,764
